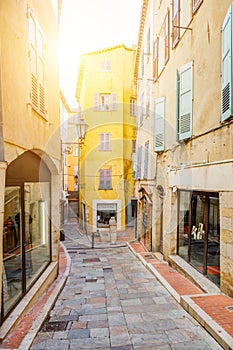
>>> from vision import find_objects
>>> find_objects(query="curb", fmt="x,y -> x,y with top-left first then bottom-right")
18,243 -> 71,350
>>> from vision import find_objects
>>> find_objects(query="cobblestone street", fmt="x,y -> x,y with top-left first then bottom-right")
31,225 -> 222,350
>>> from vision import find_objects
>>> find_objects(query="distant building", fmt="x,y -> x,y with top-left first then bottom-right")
0,0 -> 61,333
76,45 -> 137,233
135,0 -> 233,296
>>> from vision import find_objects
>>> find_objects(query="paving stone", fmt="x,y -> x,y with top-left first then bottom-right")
67,328 -> 90,339
31,229 -> 223,350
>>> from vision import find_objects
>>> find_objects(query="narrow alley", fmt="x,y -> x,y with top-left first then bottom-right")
30,223 -> 222,350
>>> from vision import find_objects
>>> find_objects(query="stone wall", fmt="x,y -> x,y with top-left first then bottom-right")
220,191 -> 233,296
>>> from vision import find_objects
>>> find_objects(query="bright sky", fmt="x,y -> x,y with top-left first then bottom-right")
59,0 -> 142,107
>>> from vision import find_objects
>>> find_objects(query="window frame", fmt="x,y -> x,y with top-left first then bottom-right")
99,133 -> 111,151
99,169 -> 112,190
172,0 -> 180,48
176,61 -> 193,141
28,9 -> 47,118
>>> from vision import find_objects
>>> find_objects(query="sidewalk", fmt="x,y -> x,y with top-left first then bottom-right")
0,223 -> 232,349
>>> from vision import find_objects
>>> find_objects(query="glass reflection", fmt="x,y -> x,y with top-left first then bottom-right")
3,187 -> 22,315
25,182 -> 50,289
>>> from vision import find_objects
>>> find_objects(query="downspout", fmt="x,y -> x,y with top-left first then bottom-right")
0,38 -> 7,315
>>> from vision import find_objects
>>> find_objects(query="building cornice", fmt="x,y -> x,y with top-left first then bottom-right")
134,0 -> 149,84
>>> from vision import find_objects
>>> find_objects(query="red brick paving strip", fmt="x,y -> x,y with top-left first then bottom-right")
1,245 -> 67,349
191,294 -> 233,337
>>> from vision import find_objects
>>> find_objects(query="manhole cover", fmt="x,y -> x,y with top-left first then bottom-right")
68,250 -> 77,254
83,258 -> 100,263
225,305 -> 233,311
41,321 -> 68,332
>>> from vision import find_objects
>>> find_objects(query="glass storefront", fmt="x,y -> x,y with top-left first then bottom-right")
97,203 -> 117,228
2,152 -> 51,320
178,190 -> 220,286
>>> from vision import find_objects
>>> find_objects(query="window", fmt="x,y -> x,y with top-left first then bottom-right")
145,82 -> 150,117
164,9 -> 170,64
192,0 -> 203,14
73,146 -> 79,157
100,60 -> 112,71
144,141 -> 149,179
177,61 -> 193,140
172,0 -> 180,48
28,10 -> 47,117
146,27 -> 151,63
153,37 -> 159,81
178,191 -> 220,286
93,93 -> 117,111
139,94 -> 144,126
136,146 -> 142,179
141,49 -> 145,77
222,3 -> 233,121
100,133 -> 111,151
154,97 -> 165,151
130,98 -> 137,117
99,169 -> 112,190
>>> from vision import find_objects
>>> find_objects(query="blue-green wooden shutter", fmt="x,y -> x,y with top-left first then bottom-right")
222,3 -> 233,121
178,61 -> 193,140
154,97 -> 165,151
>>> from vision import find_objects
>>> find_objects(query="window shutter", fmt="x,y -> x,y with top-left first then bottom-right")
154,97 -> 165,151
112,93 -> 117,110
94,92 -> 99,110
178,61 -> 193,140
144,142 -> 149,179
172,0 -> 180,48
222,4 -> 233,121
136,146 -> 142,179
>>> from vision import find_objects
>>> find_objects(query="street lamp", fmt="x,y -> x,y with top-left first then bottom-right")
61,113 -> 88,223
62,114 -> 88,154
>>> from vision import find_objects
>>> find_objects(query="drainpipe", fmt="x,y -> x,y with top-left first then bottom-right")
0,39 -> 7,312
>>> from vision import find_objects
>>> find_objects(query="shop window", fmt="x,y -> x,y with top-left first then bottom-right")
97,203 -> 117,227
2,151 -> 51,320
178,191 -> 220,286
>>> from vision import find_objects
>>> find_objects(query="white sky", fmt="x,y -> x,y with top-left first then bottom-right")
59,0 -> 142,107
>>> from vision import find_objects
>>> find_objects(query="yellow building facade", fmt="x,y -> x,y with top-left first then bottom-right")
0,0 -> 61,334
76,45 -> 136,233
135,0 -> 233,296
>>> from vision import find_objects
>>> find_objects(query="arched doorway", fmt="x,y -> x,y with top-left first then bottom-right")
2,151 -> 51,321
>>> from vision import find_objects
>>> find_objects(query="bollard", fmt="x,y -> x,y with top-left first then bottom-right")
109,217 -> 117,243
91,232 -> 94,248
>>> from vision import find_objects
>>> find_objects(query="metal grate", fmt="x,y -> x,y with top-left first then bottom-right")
83,258 -> 100,263
225,305 -> 233,311
41,321 -> 68,332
